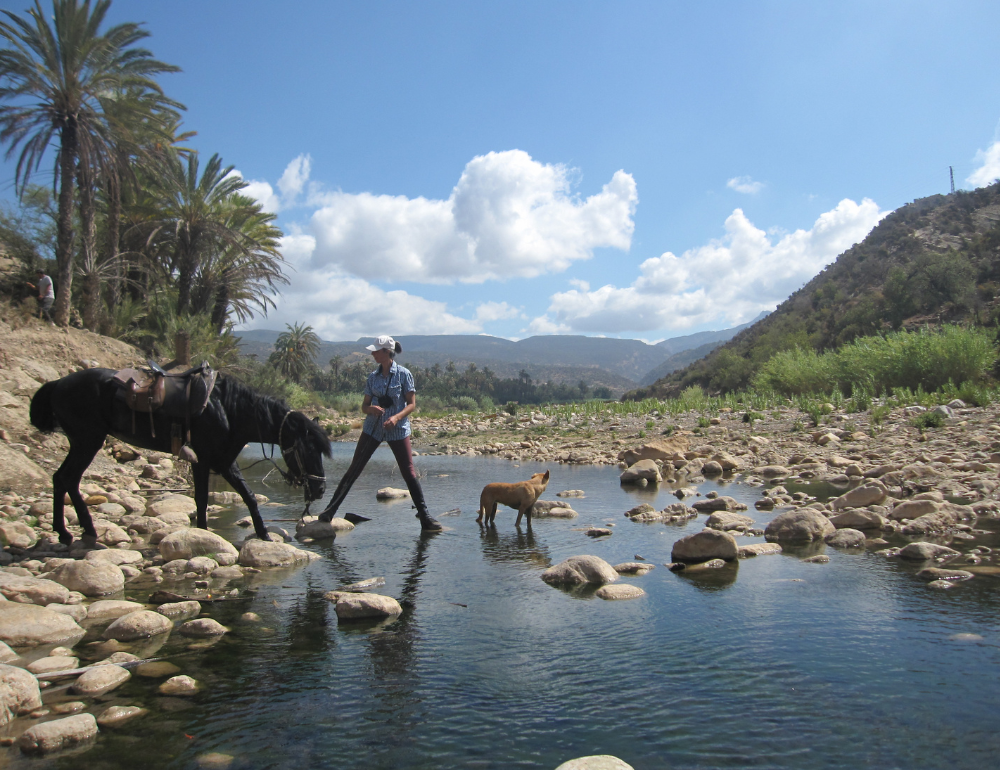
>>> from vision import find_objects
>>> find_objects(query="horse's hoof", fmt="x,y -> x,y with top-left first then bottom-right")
257,532 -> 272,542
317,511 -> 333,523
57,531 -> 73,546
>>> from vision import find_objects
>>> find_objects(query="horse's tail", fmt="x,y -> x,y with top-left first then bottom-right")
29,381 -> 58,433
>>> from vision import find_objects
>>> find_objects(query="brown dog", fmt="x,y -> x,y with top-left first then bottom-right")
477,470 -> 550,526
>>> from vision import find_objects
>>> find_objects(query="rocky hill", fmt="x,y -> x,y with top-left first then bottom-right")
628,181 -> 1000,399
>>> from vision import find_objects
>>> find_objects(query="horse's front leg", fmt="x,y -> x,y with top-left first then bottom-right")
220,462 -> 271,541
192,463 -> 211,530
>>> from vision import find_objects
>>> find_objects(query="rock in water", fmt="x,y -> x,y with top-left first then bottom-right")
541,556 -> 618,586
555,756 -> 635,770
595,584 -> 645,600
0,604 -> 85,648
764,509 -> 836,543
335,593 -> 403,619
18,713 -> 98,755
72,665 -> 130,697
671,529 -> 739,563
0,664 -> 42,726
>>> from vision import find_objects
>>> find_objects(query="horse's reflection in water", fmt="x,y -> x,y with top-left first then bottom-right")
478,525 -> 551,568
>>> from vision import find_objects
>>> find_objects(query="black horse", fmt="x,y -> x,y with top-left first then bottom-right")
29,368 -> 332,545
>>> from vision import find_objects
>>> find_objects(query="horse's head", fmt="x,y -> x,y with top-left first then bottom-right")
279,411 -> 332,503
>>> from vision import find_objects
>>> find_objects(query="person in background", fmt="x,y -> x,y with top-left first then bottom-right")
318,335 -> 443,531
26,269 -> 54,323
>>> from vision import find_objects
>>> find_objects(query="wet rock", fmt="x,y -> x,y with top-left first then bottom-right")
334,593 -> 403,619
0,572 -> 70,605
555,755 -> 634,770
0,641 -> 16,663
156,601 -> 201,621
0,603 -> 85,648
692,496 -> 746,513
103,610 -> 172,640
898,543 -> 961,561
825,529 -> 866,548
754,496 -> 775,511
159,675 -> 198,696
802,554 -> 830,563
18,713 -> 97,755
619,459 -> 661,484
26,655 -> 78,675
738,543 -> 782,558
295,518 -> 353,539
623,504 -> 660,521
828,509 -> 887,530
0,521 -> 38,549
375,487 -> 409,500
541,555 -> 618,586
586,527 -> 612,537
705,512 -> 755,531
618,438 -> 688,466
84,549 -> 143,567
671,529 -> 739,563
178,618 -> 228,637
97,705 -> 147,728
238,539 -> 314,568
927,579 -> 956,589
916,567 -> 974,582
212,565 -> 244,580
85,600 -> 145,621
185,557 -> 218,575
146,496 -> 196,518
557,490 -> 585,497
47,560 -> 124,597
757,465 -> 790,478
0,664 -> 42,725
533,506 -> 578,519
72,664 -> 130,697
700,460 -> 724,475
197,753 -> 236,770
595,584 -> 645,600
764,509 -> 836,543
830,481 -> 887,510
888,499 -> 942,521
613,562 -> 654,575
159,529 -> 238,562
671,558 -> 727,572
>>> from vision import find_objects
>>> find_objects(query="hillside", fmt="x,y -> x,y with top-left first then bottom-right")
627,181 -> 1000,399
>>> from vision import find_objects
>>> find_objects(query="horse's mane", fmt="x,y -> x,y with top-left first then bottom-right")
215,376 -> 332,457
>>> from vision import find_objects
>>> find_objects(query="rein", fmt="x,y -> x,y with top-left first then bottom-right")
250,409 -> 325,518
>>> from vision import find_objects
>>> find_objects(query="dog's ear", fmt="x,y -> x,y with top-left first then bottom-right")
542,470 -> 550,481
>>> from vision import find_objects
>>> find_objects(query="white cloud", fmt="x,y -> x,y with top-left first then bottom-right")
967,141 -> 1000,188
727,176 -> 764,194
305,150 -> 637,284
474,301 -> 522,322
240,179 -> 280,213
569,278 -> 590,291
530,198 -> 886,334
277,154 -> 312,202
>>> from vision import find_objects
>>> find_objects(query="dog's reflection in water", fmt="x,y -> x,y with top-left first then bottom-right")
478,525 -> 551,568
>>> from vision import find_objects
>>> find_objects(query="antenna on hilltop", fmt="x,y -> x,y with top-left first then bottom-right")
950,166 -> 955,194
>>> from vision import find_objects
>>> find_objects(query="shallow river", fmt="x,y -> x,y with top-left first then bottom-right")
12,444 -> 1000,769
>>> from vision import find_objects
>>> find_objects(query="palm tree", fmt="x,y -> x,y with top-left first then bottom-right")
269,322 -> 321,384
0,0 -> 179,326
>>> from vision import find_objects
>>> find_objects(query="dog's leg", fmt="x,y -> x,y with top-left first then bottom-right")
488,502 -> 498,525
515,505 -> 525,526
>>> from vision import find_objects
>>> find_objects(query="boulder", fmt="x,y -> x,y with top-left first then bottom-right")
757,465 -> 790,478
93,521 -> 130,546
619,459 -> 661,484
705,512 -> 755,531
764,509 -> 836,543
84,549 -> 143,566
375,487 -> 410,500
103,610 -> 172,641
0,573 -> 70,606
27,655 -> 78,675
700,460 -> 724,475
541,556 -> 618,586
916,567 -> 974,582
85,600 -> 145,622
828,509 -> 887,530
47,560 -> 124,597
613,562 -> 654,575
0,603 -> 85,648
335,593 -> 403,619
712,452 -> 741,471
159,675 -> 198,696
0,663 -> 42,725
595,584 -> 645,600
295,518 -> 353,540
830,481 -> 887,510
824,528 -> 866,548
692,496 -> 746,513
555,757 -> 634,770
238,539 -> 313,568
72,664 -> 130,697
898,543 -> 961,561
671,529 -> 739,563
618,438 -> 689,466
145,496 -> 196,517
17,713 -> 98,755
156,601 -> 201,621
158,529 -> 238,562
738,543 -> 782,558
888,499 -> 942,521
0,521 -> 38,549
178,618 -> 228,636
97,705 -> 147,728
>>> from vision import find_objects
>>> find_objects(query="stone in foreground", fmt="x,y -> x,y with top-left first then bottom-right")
72,664 -> 130,697
179,618 -> 228,637
671,529 -> 738,563
103,610 -> 172,641
239,539 -> 314,568
18,713 -> 98,755
764,509 -> 835,543
595,584 -> 645,600
555,756 -> 635,770
0,664 -> 42,726
541,555 -> 618,586
335,593 -> 403,620
0,603 -> 85,648
97,705 -> 147,728
159,675 -> 198,696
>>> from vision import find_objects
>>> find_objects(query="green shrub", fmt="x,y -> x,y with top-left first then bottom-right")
696,416 -> 710,428
910,410 -> 944,430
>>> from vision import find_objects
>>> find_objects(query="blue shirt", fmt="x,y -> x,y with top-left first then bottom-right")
362,361 -> 415,441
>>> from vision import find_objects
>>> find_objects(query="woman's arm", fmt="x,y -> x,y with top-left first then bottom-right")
384,391 -> 416,429
361,394 -> 380,417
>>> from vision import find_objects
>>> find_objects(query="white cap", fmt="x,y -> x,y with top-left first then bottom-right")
366,335 -> 397,352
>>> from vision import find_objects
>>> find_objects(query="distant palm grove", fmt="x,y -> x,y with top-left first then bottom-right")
0,0 -> 284,360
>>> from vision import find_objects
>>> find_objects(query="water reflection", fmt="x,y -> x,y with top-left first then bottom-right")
478,525 -> 551,568
675,560 -> 740,591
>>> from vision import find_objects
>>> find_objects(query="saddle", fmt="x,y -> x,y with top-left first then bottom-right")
112,361 -> 218,462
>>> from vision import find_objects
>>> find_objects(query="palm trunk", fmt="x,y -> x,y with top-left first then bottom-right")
106,179 -> 121,312
78,161 -> 100,331
211,282 -> 230,334
53,124 -> 78,327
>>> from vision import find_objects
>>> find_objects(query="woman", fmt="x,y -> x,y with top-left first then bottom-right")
318,335 -> 442,531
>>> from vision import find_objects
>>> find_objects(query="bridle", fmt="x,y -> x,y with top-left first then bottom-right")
277,410 -> 326,490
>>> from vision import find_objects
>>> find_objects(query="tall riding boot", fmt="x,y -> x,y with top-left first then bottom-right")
408,484 -> 442,531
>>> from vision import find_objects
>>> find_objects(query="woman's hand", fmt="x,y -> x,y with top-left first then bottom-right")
383,413 -> 398,429
368,404 -> 384,419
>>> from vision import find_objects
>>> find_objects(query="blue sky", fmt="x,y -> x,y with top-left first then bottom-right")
2,0 -> 999,341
